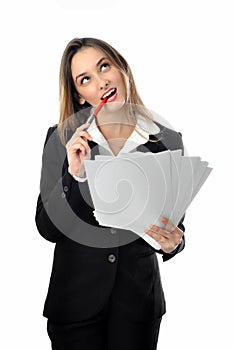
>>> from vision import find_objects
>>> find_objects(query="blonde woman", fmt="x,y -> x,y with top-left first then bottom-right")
36,37 -> 185,350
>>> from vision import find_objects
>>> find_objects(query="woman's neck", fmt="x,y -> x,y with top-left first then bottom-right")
96,109 -> 136,139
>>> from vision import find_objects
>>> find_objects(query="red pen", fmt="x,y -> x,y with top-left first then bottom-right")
85,88 -> 117,129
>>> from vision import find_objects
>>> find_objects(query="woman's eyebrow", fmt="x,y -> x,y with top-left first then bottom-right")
75,57 -> 108,82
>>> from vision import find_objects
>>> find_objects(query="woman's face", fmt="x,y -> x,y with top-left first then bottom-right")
71,46 -> 126,112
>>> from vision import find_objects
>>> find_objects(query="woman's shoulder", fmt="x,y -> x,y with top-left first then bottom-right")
153,120 -> 182,137
151,120 -> 184,151
43,124 -> 58,144
49,123 -> 59,132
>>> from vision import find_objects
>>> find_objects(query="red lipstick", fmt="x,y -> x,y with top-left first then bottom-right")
101,88 -> 117,100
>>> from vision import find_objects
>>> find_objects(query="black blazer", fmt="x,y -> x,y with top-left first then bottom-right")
35,121 -> 185,324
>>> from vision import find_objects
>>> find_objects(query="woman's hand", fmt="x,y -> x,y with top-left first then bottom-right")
66,123 -> 93,177
144,217 -> 184,253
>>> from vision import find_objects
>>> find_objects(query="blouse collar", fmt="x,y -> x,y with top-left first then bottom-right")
87,113 -> 160,156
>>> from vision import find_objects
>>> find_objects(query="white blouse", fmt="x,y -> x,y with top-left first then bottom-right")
71,113 -> 160,182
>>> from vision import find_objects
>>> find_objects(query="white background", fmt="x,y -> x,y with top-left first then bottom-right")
0,0 -> 232,349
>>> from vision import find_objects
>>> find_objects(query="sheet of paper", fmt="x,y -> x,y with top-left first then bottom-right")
169,156 -> 201,226
85,154 -> 167,228
84,150 -> 212,250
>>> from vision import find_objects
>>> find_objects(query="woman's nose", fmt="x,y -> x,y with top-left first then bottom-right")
96,75 -> 110,90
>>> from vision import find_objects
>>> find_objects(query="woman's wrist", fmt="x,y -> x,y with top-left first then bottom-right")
68,167 -> 86,179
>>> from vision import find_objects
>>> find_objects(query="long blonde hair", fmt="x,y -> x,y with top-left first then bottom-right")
58,37 -> 157,144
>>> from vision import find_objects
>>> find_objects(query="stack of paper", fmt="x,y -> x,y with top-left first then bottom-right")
84,151 -> 212,249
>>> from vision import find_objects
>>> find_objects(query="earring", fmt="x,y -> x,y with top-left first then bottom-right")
79,97 -> 85,105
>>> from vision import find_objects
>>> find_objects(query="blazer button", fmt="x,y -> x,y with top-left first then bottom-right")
63,186 -> 69,192
110,228 -> 117,234
107,254 -> 116,263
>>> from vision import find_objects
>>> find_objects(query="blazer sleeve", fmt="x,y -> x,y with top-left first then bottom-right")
35,126 -> 99,243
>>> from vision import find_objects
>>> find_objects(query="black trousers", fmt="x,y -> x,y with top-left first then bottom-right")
47,311 -> 162,350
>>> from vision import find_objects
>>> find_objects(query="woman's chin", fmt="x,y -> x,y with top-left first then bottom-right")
104,100 -> 126,113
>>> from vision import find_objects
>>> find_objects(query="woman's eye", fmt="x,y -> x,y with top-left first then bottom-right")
101,63 -> 110,71
81,76 -> 89,85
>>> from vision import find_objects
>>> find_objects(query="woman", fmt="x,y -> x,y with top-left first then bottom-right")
36,37 -> 185,350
